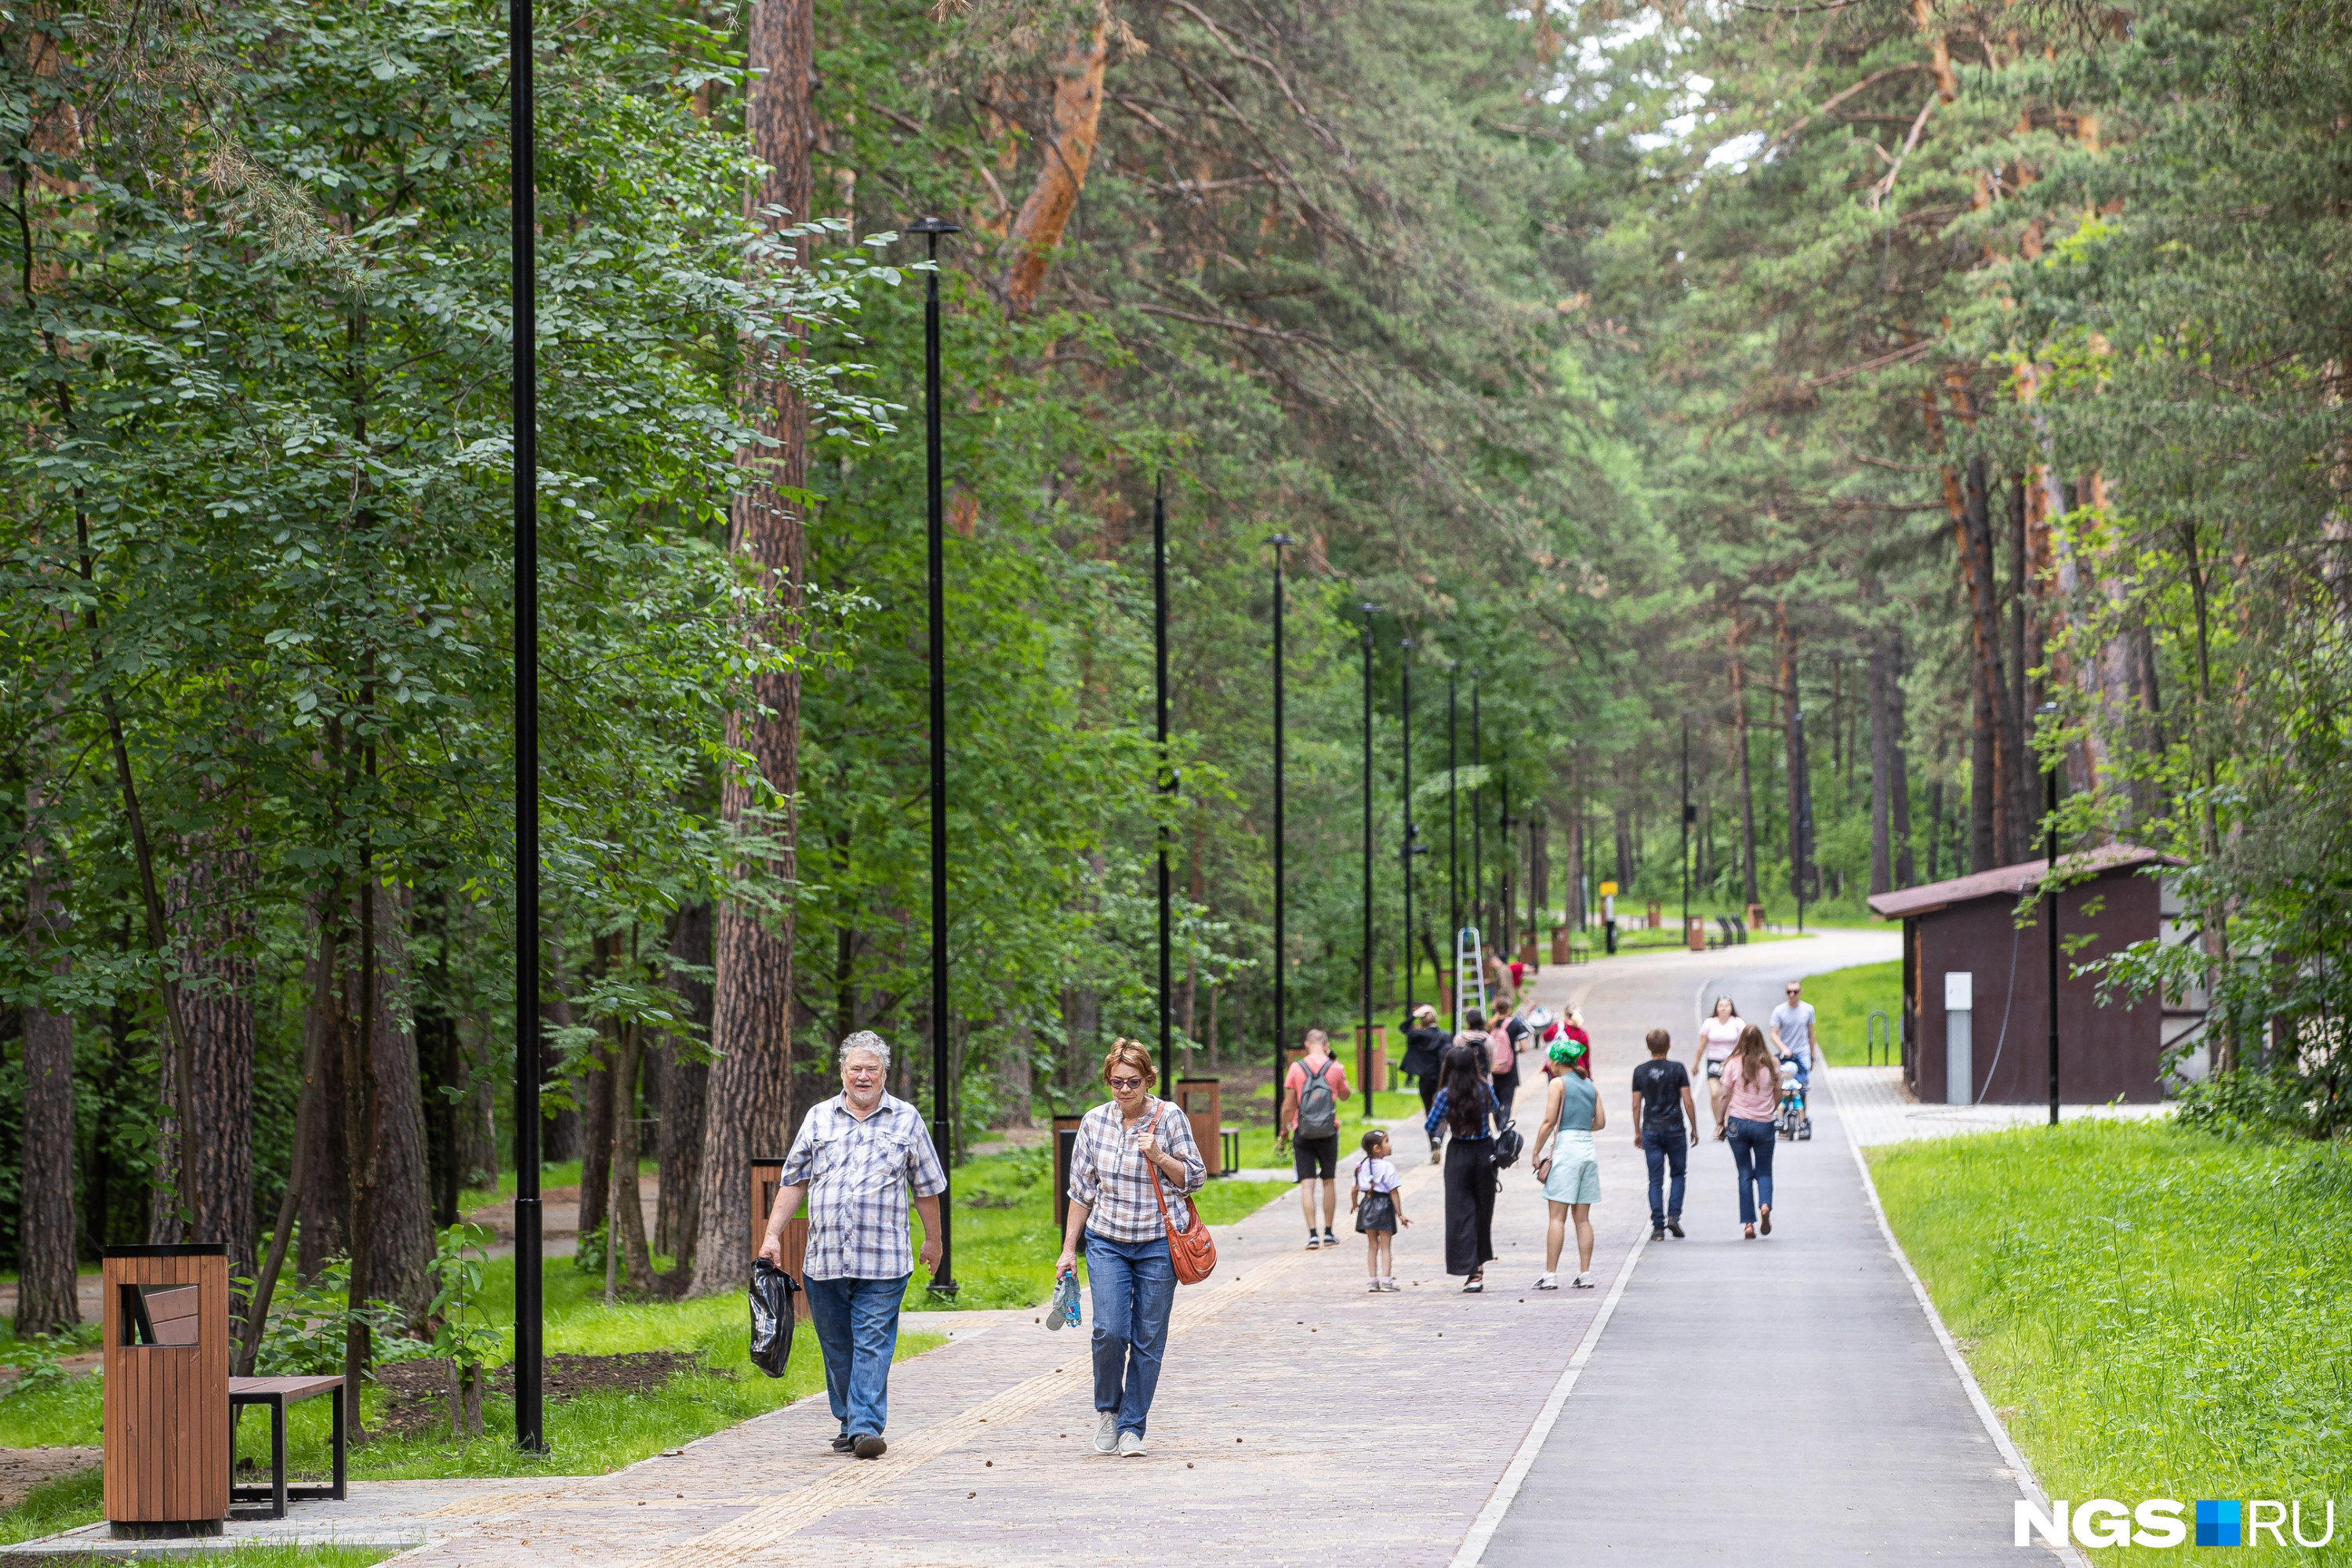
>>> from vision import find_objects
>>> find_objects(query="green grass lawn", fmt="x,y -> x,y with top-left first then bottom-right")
0,1259 -> 942,1494
457,1158 -> 586,1214
1871,1122 -> 2352,1564
1799,957 -> 1902,1066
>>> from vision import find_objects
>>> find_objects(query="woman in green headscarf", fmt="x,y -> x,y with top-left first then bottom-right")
1530,1031 -> 1604,1289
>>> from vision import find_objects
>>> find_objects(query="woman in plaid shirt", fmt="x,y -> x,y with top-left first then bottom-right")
1055,1039 -> 1205,1458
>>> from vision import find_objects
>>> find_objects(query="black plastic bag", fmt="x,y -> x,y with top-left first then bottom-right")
750,1258 -> 800,1378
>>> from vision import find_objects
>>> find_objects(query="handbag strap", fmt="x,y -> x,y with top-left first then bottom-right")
1139,1100 -> 1192,1231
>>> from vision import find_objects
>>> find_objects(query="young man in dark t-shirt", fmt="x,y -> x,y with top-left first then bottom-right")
1629,1028 -> 1700,1240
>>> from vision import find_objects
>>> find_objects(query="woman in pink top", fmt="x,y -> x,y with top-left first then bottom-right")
1714,1025 -> 1780,1240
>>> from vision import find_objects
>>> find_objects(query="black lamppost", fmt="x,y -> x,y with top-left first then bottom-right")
509,0 -> 544,1455
1680,713 -> 1692,941
1400,639 -> 1417,1020
1791,707 -> 1810,935
2040,701 -> 2061,1127
1269,535 -> 1294,1085
1470,675 -> 1483,950
1499,790 -> 1518,967
910,216 -> 960,1297
1446,662 -> 1460,1029
1154,475 -> 1174,1091
1358,604 -> 1382,1120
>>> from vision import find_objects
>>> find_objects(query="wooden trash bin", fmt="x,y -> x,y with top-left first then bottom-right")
1351,1026 -> 1388,1093
1551,925 -> 1571,964
748,1156 -> 811,1321
103,1245 -> 230,1537
1175,1079 -> 1223,1176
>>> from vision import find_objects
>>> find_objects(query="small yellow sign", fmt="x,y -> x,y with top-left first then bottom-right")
1599,881 -> 1618,898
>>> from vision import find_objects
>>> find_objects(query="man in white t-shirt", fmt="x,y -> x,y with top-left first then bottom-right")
1769,982 -> 1817,1132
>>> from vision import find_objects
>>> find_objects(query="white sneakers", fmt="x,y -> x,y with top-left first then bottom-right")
1537,1271 -> 1595,1290
1117,1431 -> 1147,1457
1094,1410 -> 1119,1454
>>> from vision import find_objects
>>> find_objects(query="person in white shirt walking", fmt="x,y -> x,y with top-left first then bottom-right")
757,1032 -> 948,1461
1693,996 -> 1747,1134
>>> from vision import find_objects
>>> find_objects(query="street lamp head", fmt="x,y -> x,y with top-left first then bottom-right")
1269,532 -> 1295,549
1400,638 -> 1415,652
906,217 -> 962,235
2035,701 -> 2059,718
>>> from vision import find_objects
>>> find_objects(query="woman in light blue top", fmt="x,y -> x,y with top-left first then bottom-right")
1530,1034 -> 1605,1289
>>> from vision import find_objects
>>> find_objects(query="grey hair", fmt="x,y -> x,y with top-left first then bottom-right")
840,1031 -> 891,1073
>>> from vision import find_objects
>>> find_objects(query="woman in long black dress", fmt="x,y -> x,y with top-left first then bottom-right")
1423,1041 -> 1501,1292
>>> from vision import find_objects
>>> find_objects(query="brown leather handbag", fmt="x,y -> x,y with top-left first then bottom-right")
1147,1103 -> 1218,1284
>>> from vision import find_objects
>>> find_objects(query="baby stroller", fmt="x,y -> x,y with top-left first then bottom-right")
1776,1055 -> 1813,1142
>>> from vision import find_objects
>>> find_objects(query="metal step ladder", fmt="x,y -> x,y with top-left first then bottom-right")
1453,926 -> 1490,1034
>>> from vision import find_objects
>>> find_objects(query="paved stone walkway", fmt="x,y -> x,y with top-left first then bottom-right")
1829,1065 -> 2173,1146
21,929 -> 2092,1567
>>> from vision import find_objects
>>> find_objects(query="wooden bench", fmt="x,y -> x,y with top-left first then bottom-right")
124,1280 -> 346,1523
227,1374 -> 347,1521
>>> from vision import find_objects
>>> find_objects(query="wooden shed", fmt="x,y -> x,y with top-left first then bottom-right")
1867,844 -> 2178,1105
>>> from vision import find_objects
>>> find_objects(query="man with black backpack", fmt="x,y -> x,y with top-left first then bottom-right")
1280,1029 -> 1353,1249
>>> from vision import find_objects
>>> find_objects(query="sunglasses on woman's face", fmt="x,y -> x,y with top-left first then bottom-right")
1108,1076 -> 1145,1091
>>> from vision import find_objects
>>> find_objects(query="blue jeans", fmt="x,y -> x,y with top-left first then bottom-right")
804,1273 -> 907,1438
1086,1231 -> 1176,1437
1726,1117 -> 1776,1224
1642,1123 -> 1688,1227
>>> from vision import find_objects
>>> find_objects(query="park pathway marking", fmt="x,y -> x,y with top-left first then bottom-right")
1446,1223 -> 1649,1568
633,1160 -> 1453,1568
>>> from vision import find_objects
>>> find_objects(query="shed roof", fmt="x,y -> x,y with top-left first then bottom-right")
1864,842 -> 2177,920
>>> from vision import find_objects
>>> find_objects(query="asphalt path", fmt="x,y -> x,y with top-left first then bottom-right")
1477,930 -> 2060,1566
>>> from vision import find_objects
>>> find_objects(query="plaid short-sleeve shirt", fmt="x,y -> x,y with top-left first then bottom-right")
1065,1097 -> 1206,1244
779,1092 -> 948,1281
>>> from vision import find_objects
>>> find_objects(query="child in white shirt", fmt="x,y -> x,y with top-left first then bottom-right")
1349,1129 -> 1411,1292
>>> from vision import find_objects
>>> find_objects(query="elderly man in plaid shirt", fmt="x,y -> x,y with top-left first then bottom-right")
758,1031 -> 946,1460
